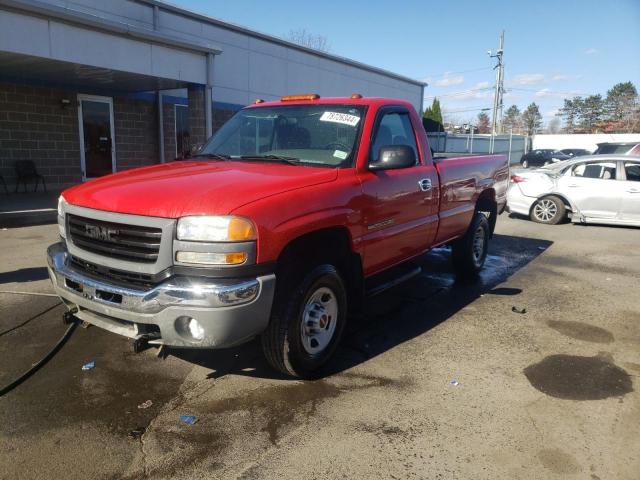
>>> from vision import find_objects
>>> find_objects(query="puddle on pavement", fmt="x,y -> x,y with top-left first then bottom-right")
537,448 -> 581,474
547,320 -> 614,344
203,372 -> 403,446
524,354 -> 632,400
1,326 -> 192,439
135,372 -> 407,479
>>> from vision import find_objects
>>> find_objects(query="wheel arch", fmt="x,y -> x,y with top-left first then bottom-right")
276,227 -> 364,313
476,188 -> 498,236
528,193 -> 574,216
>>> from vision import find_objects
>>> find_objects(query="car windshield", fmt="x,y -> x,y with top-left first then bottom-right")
197,104 -> 365,168
594,144 -> 632,154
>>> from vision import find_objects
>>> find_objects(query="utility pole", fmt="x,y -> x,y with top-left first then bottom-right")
489,31 -> 505,136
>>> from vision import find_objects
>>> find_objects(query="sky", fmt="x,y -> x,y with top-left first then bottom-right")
172,0 -> 640,125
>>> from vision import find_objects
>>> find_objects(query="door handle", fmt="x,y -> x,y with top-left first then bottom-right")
418,179 -> 432,192
628,189 -> 640,194
567,184 -> 579,187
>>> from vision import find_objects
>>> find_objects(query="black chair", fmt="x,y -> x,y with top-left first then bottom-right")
0,175 -> 8,194
14,160 -> 46,193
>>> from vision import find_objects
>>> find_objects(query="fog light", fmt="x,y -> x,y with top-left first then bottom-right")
175,316 -> 205,341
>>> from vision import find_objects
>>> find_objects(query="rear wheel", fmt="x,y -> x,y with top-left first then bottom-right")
261,264 -> 347,378
452,213 -> 490,279
530,196 -> 565,224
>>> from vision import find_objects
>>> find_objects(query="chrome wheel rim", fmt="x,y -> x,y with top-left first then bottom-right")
472,226 -> 486,264
522,160 -> 528,168
533,199 -> 557,222
300,286 -> 338,355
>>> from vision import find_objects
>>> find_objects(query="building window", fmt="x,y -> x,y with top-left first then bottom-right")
175,104 -> 189,159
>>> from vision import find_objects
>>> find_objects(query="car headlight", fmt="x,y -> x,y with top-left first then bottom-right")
176,216 -> 256,242
57,196 -> 67,239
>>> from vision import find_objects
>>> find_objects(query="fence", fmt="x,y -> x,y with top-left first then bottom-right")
426,132 -> 528,165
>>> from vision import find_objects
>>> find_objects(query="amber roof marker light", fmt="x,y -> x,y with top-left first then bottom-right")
280,93 -> 320,102
254,98 -> 265,104
350,93 -> 363,99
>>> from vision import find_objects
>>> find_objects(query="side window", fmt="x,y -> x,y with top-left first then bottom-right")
625,162 -> 640,182
371,112 -> 418,162
571,162 -> 617,180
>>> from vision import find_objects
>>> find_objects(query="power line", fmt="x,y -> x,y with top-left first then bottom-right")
424,87 -> 493,99
422,66 -> 493,79
443,106 -> 493,113
509,87 -> 587,96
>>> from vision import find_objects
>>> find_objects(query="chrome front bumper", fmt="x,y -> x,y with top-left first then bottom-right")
46,242 -> 276,348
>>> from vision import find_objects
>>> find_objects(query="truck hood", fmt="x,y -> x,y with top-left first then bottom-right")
63,161 -> 338,218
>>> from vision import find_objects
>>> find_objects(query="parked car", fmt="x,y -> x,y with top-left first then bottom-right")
593,142 -> 640,156
507,155 -> 640,226
560,148 -> 591,157
48,95 -> 508,378
519,149 -> 571,168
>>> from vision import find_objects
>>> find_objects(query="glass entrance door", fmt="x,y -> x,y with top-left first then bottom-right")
78,95 -> 116,180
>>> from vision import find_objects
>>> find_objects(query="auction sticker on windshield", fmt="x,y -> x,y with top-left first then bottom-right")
320,111 -> 361,126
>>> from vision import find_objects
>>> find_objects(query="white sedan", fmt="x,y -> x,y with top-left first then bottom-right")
507,155 -> 640,226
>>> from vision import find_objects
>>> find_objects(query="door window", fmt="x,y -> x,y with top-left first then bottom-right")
624,162 -> 640,182
371,112 -> 418,162
571,162 -> 617,180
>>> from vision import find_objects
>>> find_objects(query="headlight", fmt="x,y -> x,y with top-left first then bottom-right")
176,216 -> 256,242
57,196 -> 67,239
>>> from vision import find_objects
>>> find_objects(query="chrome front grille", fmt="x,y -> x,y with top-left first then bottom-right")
67,214 -> 162,264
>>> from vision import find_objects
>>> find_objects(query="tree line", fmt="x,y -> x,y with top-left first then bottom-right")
425,81 -> 639,136
556,81 -> 638,133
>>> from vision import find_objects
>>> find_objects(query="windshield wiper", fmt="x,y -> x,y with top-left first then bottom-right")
190,153 -> 232,160
238,155 -> 301,165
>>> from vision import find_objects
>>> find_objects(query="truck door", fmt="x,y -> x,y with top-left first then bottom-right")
358,106 -> 439,276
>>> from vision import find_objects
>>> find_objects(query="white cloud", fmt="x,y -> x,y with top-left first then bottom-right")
552,74 -> 570,81
584,48 -> 598,55
535,88 -> 583,99
512,74 -> 545,85
433,72 -> 465,87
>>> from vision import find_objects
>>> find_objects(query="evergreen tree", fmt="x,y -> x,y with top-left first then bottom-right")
423,98 -> 443,125
579,94 -> 605,132
422,98 -> 444,132
502,105 -> 522,134
477,112 -> 490,133
522,103 -> 542,135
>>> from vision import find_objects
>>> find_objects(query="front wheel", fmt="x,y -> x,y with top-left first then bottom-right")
530,196 -> 565,224
452,213 -> 490,279
521,159 -> 529,168
261,264 -> 347,378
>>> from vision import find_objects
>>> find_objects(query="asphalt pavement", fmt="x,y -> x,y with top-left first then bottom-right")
1,215 -> 638,479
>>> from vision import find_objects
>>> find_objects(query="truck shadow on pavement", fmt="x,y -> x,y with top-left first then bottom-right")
0,266 -> 50,284
173,233 -> 552,380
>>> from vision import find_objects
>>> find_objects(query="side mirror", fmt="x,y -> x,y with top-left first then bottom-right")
369,145 -> 416,171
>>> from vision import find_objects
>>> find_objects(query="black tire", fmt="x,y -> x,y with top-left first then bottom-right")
261,264 -> 347,378
521,159 -> 529,168
452,213 -> 490,278
530,195 -> 565,225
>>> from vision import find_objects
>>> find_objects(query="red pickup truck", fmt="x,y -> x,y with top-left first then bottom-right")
48,95 -> 508,377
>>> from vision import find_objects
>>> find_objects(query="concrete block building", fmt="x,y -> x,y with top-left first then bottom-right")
0,0 -> 425,189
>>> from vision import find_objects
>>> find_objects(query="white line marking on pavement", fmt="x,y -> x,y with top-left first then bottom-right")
0,290 -> 58,297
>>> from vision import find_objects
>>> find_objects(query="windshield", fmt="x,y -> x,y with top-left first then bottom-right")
594,144 -> 632,154
198,104 -> 365,168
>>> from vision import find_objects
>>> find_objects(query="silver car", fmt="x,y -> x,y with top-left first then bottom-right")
507,155 -> 640,226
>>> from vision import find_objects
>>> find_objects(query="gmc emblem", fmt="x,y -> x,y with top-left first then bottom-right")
85,224 -> 117,241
